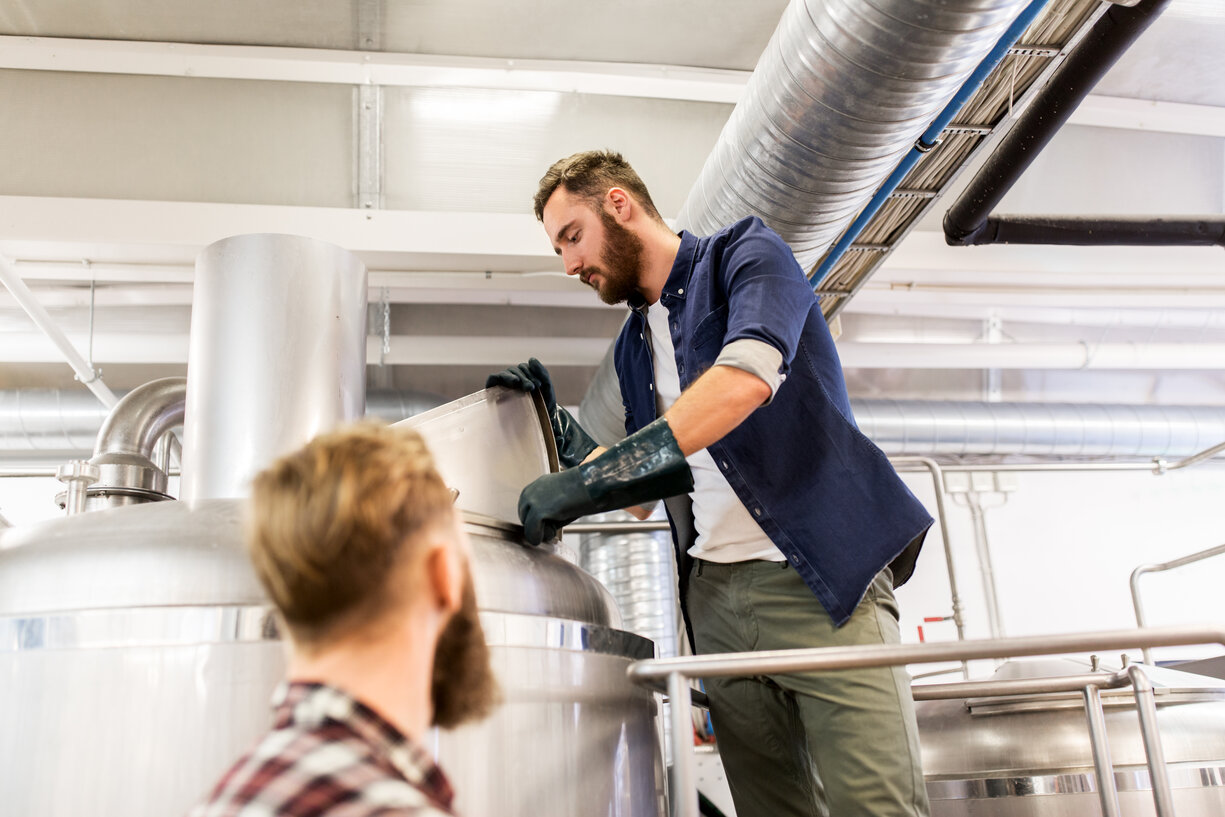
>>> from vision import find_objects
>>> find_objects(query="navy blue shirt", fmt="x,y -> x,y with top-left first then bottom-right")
614,217 -> 932,625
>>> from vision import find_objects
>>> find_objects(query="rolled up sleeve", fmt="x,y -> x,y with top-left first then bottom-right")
714,338 -> 784,404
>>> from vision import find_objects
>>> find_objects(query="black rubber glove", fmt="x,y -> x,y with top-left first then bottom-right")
486,358 -> 599,469
517,417 -> 694,545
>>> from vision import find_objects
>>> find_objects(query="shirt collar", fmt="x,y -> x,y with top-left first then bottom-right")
273,681 -> 455,809
627,231 -> 696,314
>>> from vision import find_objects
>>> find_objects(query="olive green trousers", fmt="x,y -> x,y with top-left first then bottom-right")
687,560 -> 929,817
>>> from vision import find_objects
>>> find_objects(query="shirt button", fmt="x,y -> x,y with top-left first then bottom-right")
671,323 -> 678,332
677,288 -> 684,295
720,460 -> 729,469
753,507 -> 763,517
649,383 -> 654,390
640,332 -> 644,340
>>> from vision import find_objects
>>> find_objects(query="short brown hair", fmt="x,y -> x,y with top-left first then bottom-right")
533,149 -> 663,223
247,422 -> 454,647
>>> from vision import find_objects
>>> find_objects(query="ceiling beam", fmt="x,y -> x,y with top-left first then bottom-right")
0,35 -> 748,104
3,330 -> 1223,371
0,196 -> 558,271
1069,95 -> 1225,139
3,38 -> 1223,138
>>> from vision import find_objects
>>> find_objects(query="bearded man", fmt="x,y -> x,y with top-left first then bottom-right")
488,150 -> 932,817
191,422 -> 498,817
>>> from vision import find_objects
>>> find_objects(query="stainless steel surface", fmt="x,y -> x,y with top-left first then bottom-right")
92,377 -> 186,462
436,613 -> 664,817
64,376 -> 187,511
0,500 -> 265,615
916,659 -> 1225,816
568,520 -> 673,534
579,510 -> 679,660
55,458 -> 98,515
676,0 -> 1028,269
397,387 -> 559,525
464,512 -> 621,628
1131,543 -> 1225,665
181,233 -> 367,501
0,495 -> 662,817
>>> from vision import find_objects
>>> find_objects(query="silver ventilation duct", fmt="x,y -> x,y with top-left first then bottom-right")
855,400 -> 1225,458
677,0 -> 1029,269
5,387 -> 1224,462
0,390 -> 443,456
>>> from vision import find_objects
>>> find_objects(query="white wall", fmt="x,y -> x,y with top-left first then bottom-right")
894,465 -> 1225,677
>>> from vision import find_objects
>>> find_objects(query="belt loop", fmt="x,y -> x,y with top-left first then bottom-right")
695,559 -> 705,578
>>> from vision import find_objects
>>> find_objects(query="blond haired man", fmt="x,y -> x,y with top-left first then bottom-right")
192,423 -> 498,817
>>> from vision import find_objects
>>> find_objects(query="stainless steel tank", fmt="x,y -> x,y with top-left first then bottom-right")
0,388 -> 664,817
917,658 -> 1225,816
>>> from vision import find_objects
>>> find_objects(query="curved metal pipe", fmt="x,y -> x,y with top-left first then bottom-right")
93,377 -> 186,460
677,0 -> 1031,269
1130,542 -> 1225,665
944,0 -> 1173,245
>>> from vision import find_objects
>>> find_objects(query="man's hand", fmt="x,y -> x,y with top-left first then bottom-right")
516,417 -> 693,545
518,469 -> 591,545
486,358 -> 599,469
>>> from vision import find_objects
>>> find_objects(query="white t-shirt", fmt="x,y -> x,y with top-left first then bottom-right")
644,302 -> 785,563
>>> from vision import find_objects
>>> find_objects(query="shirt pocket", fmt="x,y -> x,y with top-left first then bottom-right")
690,304 -> 729,366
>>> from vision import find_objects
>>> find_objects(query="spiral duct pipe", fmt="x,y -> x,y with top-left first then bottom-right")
676,0 -> 1030,270
4,391 -> 1224,461
0,389 -> 443,455
854,399 -> 1225,458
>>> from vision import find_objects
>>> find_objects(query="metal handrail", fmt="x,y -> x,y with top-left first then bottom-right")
629,624 -> 1225,817
890,456 -> 968,677
1152,439 -> 1225,475
1131,543 -> 1225,666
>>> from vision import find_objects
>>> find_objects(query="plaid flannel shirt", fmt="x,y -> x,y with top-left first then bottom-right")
190,682 -> 456,817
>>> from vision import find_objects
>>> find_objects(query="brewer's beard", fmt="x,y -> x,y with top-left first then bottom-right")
430,570 -> 500,729
589,209 -> 645,306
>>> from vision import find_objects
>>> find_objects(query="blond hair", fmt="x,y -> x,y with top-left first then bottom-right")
247,422 -> 454,647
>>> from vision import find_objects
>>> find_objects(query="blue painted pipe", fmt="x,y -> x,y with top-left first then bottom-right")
809,0 -> 1053,288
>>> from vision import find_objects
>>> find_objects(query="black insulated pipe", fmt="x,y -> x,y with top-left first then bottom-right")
960,215 -> 1225,247
944,0 -> 1173,246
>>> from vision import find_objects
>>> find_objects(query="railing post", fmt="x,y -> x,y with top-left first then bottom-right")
667,671 -> 699,817
1082,684 -> 1121,817
1127,665 -> 1175,817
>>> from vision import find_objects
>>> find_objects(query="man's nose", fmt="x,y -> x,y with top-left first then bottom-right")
562,251 -> 582,276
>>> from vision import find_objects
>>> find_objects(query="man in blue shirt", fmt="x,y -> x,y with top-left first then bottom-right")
491,150 -> 931,817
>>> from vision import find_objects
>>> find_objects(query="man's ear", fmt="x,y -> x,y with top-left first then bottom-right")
605,187 -> 632,221
424,542 -> 462,615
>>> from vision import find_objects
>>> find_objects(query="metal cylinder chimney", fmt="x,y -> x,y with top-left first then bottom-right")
181,233 -> 367,501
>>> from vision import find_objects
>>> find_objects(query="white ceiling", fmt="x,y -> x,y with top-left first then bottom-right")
0,0 -> 1222,407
